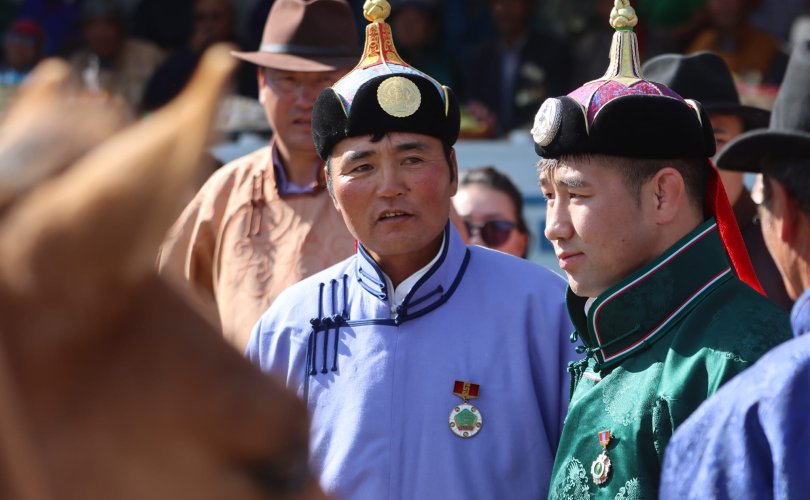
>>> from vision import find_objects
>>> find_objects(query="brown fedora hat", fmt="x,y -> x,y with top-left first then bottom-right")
232,0 -> 359,71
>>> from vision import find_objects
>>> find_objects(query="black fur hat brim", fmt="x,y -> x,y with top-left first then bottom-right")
312,73 -> 460,160
535,94 -> 715,159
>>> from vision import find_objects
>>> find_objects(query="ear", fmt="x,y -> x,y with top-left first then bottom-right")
325,162 -> 340,211
647,167 -> 688,225
769,178 -> 800,245
0,44 -> 236,300
0,59 -> 128,206
448,147 -> 459,196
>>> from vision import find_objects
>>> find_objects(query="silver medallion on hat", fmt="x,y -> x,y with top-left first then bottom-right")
531,98 -> 563,147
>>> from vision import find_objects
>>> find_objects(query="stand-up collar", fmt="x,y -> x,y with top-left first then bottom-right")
567,219 -> 734,369
269,141 -> 326,197
355,223 -> 469,323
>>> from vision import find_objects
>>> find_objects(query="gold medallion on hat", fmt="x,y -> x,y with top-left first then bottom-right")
377,76 -> 421,118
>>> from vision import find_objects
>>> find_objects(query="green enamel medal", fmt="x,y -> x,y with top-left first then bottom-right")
591,430 -> 612,485
449,380 -> 483,438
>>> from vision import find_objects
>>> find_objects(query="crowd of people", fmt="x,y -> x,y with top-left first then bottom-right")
2,0 -> 809,132
2,0 -> 810,498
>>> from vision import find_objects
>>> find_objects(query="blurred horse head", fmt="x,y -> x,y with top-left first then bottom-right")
0,46 -> 324,500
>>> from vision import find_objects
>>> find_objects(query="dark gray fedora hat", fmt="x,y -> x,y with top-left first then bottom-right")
642,51 -> 770,131
232,0 -> 359,72
716,39 -> 810,172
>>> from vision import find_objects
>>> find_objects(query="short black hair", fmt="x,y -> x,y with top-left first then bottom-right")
760,156 -> 810,215
325,133 -> 455,196
538,154 -> 707,214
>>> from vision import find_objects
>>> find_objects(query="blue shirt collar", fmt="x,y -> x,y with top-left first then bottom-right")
355,223 -> 469,323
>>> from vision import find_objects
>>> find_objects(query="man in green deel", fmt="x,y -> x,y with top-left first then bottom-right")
532,1 -> 792,497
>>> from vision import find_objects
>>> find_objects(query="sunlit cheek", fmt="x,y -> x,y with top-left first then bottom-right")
412,168 -> 448,189
415,173 -> 454,207
332,184 -> 357,222
333,183 -> 369,230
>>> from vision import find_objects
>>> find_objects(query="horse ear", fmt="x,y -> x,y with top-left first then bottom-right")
0,44 -> 236,299
0,60 -> 128,208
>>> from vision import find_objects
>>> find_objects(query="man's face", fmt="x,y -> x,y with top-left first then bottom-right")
258,68 -> 347,154
752,174 -> 800,299
708,0 -> 747,30
83,17 -> 124,60
391,7 -> 432,48
191,0 -> 234,49
540,158 -> 659,298
711,114 -> 745,203
711,114 -> 745,153
489,0 -> 531,39
4,33 -> 40,70
328,132 -> 457,270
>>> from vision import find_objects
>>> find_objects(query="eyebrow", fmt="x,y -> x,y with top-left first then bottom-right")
539,172 -> 590,189
344,150 -> 375,163
394,141 -> 428,153
558,176 -> 590,189
343,140 -> 429,163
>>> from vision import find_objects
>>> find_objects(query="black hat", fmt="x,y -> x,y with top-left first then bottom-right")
642,51 -> 770,132
531,2 -> 715,160
531,0 -> 764,296
716,38 -> 810,172
311,0 -> 460,160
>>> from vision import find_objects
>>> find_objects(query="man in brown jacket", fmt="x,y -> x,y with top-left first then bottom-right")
159,0 -> 359,351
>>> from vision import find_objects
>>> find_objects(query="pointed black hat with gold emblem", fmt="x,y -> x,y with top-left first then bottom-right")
311,0 -> 460,160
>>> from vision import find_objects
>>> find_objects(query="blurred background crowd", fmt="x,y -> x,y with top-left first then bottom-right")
2,0 -> 809,138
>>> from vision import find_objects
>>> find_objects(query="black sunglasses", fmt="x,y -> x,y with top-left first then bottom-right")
463,220 -> 517,248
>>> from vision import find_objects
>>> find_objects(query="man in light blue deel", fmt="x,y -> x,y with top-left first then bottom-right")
660,37 -> 810,500
245,1 -> 577,498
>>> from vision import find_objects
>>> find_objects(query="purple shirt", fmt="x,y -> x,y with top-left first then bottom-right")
660,287 -> 810,499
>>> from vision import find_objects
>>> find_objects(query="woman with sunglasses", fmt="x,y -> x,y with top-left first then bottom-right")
453,166 -> 530,258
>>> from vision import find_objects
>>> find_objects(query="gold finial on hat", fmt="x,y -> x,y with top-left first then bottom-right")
601,0 -> 642,85
363,0 -> 391,23
357,0 -> 405,68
